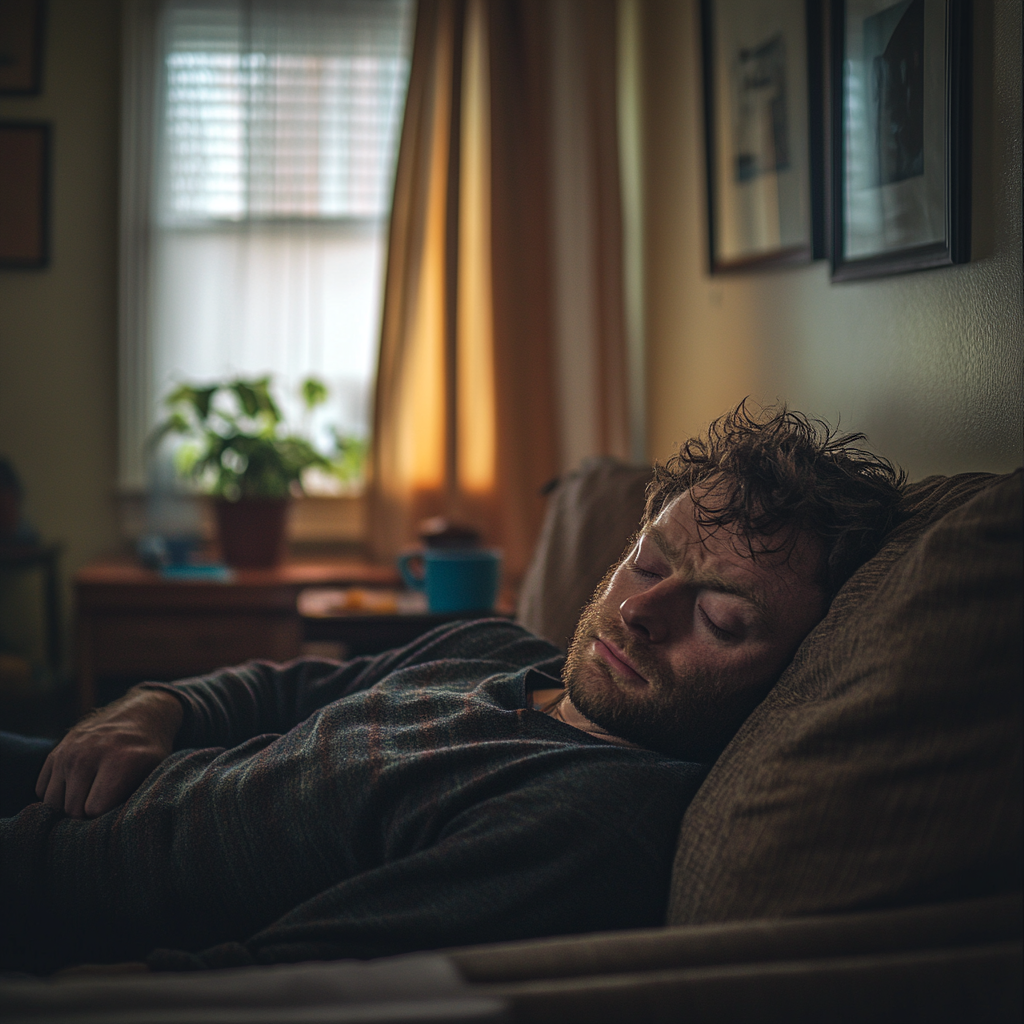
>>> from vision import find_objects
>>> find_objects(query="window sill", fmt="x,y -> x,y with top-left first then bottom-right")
116,491 -> 368,546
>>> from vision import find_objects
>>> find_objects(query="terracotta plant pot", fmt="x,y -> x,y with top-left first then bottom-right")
214,497 -> 289,568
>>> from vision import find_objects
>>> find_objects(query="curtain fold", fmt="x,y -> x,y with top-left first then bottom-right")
369,0 -> 628,582
582,3 -> 631,462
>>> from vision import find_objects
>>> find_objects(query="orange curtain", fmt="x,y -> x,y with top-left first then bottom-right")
368,0 -> 627,582
581,4 -> 631,461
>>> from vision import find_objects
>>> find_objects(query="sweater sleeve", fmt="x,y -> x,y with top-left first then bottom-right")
138,619 -> 562,749
138,656 -> 382,750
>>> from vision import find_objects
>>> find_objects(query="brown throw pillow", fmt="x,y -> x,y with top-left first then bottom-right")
669,471 -> 1023,924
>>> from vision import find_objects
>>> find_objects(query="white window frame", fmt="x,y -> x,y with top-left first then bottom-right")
118,1 -> 409,545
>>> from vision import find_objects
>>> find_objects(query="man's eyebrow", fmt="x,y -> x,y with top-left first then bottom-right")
645,526 -> 773,625
645,525 -> 684,566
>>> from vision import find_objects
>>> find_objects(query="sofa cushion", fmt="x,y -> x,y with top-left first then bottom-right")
669,471 -> 1023,924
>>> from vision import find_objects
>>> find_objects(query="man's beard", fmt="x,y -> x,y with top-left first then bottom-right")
562,580 -> 752,762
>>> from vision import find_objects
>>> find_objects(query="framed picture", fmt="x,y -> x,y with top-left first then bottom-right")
830,0 -> 971,280
0,0 -> 46,96
701,0 -> 826,272
0,122 -> 51,269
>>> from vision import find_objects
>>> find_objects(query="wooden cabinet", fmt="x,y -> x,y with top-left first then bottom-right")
87,613 -> 303,677
75,559 -> 398,713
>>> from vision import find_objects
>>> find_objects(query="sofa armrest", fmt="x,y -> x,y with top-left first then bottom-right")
471,941 -> 1021,1024
449,894 -> 1022,1021
449,892 -> 1022,984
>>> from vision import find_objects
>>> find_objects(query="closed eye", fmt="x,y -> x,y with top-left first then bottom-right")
622,557 -> 663,581
628,562 -> 661,581
699,605 -> 736,642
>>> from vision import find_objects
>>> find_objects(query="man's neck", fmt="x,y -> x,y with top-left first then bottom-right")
532,690 -> 640,748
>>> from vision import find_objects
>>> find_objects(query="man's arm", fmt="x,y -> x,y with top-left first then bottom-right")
36,687 -> 183,819
33,653 -> 356,820
139,620 -> 557,750
35,621 -> 559,821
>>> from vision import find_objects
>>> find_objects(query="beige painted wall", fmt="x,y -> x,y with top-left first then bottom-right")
0,0 -> 121,642
642,0 -> 1022,479
0,0 -> 1019,662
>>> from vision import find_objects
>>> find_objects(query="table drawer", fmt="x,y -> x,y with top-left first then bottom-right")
87,613 -> 302,678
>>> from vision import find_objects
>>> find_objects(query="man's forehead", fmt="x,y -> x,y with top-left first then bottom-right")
647,490 -> 823,595
650,489 -> 742,556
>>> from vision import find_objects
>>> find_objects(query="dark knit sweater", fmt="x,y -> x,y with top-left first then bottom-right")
1,620 -> 707,972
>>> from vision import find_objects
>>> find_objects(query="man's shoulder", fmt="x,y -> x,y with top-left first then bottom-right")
383,617 -> 564,675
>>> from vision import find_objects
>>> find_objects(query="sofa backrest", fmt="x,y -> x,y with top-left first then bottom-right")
669,471 -> 1023,924
516,456 -> 651,652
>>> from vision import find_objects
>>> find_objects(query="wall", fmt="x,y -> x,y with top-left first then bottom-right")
642,0 -> 1022,478
0,0 -> 1019,653
0,0 -> 121,651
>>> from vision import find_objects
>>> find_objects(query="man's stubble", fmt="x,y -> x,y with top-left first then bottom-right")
561,574 -> 733,762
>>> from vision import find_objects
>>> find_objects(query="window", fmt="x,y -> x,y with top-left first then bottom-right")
120,0 -> 412,496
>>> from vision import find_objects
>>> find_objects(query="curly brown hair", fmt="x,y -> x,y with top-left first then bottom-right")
644,402 -> 906,598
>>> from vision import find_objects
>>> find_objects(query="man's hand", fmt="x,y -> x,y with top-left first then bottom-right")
36,688 -> 184,819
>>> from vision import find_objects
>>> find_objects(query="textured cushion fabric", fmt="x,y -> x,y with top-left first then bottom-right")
515,457 -> 651,652
669,471 -> 1023,924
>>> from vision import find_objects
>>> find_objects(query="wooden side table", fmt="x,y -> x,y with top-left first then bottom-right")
298,586 -> 517,660
75,558 -> 399,713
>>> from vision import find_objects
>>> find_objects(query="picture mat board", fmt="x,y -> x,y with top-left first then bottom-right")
705,0 -> 812,268
841,0 -> 946,259
0,122 -> 50,268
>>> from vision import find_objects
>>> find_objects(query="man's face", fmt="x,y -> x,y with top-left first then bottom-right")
562,489 -> 828,760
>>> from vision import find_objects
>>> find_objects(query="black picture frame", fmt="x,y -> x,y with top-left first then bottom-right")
0,121 -> 52,270
830,0 -> 971,281
701,0 -> 826,273
0,0 -> 47,97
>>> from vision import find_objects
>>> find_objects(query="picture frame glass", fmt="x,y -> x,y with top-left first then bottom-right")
710,0 -> 811,264
841,0 -> 946,259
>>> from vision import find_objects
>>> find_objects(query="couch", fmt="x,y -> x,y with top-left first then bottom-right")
2,466 -> 1020,1022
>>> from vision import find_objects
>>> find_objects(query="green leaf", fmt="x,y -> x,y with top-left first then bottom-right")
232,380 -> 261,419
193,387 -> 217,421
166,384 -> 217,422
328,430 -> 369,483
147,412 -> 192,449
165,384 -> 197,408
153,374 -> 359,498
301,376 -> 329,410
249,377 -> 282,424
172,441 -> 201,476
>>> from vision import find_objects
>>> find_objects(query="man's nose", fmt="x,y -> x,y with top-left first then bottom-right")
619,582 -> 686,644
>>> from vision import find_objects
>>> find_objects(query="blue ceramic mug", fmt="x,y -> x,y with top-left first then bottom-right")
398,548 -> 502,613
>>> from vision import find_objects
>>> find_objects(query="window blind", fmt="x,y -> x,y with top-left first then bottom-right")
159,0 -> 411,222
118,0 -> 412,493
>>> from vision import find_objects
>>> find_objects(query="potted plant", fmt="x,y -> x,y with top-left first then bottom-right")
152,376 -> 345,568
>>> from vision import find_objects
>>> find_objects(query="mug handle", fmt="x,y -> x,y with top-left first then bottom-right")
397,552 -> 426,591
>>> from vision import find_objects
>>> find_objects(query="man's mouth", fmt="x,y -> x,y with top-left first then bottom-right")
594,637 -> 648,687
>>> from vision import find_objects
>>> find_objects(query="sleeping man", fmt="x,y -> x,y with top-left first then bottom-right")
0,405 -> 904,973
